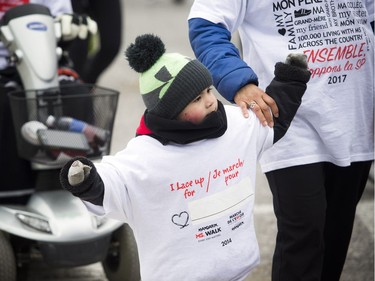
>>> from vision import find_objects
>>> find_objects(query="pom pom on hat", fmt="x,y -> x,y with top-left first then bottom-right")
125,34 -> 213,120
126,34 -> 166,73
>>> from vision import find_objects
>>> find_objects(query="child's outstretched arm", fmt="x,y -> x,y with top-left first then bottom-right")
60,157 -> 105,206
266,54 -> 311,143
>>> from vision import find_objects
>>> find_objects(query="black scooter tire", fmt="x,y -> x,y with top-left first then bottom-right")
0,231 -> 16,281
102,224 -> 141,281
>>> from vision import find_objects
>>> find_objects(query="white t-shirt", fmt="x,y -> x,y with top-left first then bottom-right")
189,0 -> 374,172
85,105 -> 274,281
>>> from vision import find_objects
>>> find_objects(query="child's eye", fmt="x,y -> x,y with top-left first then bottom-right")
207,87 -> 213,93
193,96 -> 202,102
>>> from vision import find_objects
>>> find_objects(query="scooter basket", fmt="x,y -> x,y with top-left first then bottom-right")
8,83 -> 119,167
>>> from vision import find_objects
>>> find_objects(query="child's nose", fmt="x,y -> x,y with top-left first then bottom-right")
206,95 -> 215,108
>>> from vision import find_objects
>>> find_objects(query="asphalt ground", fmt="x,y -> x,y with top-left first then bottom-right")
26,0 -> 374,280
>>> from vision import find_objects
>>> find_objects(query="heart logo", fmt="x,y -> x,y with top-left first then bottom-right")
278,28 -> 286,36
172,211 -> 189,229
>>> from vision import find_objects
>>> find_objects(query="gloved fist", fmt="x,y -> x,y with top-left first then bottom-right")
285,53 -> 308,69
68,160 -> 92,186
56,13 -> 98,41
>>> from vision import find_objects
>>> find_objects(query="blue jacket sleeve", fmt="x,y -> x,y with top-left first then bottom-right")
188,18 -> 258,102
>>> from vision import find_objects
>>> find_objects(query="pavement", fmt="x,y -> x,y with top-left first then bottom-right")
26,0 -> 374,280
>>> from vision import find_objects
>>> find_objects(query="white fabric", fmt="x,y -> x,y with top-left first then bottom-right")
85,105 -> 274,281
189,0 -> 374,173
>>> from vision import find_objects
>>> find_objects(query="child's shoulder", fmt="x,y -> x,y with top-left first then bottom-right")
224,104 -> 254,120
224,104 -> 269,132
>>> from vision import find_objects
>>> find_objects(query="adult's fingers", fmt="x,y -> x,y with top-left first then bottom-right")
238,100 -> 250,118
234,84 -> 277,127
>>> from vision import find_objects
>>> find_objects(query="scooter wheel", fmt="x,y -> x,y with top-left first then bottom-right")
0,231 -> 17,281
102,224 -> 141,281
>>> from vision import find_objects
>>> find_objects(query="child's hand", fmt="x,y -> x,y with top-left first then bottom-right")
285,53 -> 308,69
68,160 -> 92,186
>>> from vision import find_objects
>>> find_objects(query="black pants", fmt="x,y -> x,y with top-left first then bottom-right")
266,161 -> 372,281
68,0 -> 122,84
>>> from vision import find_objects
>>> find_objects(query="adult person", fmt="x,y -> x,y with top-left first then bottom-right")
0,1 -> 74,204
0,1 -> 95,204
188,1 -> 374,281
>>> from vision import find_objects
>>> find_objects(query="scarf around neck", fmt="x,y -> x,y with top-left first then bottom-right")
136,100 -> 227,145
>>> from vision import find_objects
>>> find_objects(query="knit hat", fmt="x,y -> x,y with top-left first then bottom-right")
125,34 -> 213,119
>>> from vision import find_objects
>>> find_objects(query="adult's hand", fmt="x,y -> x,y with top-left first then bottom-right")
234,84 -> 278,127
56,14 -> 98,41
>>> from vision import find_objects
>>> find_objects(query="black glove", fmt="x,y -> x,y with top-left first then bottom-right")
266,53 -> 311,143
60,157 -> 104,206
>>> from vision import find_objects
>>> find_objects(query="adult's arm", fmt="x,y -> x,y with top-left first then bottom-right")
189,18 -> 278,124
189,18 -> 257,102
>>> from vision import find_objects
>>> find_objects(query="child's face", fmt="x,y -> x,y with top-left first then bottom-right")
177,86 -> 218,124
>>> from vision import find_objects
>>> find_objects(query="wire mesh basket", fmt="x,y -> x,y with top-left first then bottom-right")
8,83 -> 119,167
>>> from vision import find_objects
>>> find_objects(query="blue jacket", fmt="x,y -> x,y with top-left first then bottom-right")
188,18 -> 258,102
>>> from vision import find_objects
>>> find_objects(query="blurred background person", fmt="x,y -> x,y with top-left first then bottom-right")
0,0 -> 74,204
68,0 -> 122,84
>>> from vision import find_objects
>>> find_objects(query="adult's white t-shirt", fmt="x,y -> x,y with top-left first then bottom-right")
189,0 -> 374,172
